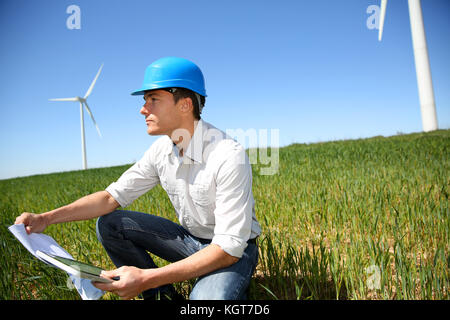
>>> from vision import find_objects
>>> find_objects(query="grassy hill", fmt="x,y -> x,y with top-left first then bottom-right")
1,129 -> 448,300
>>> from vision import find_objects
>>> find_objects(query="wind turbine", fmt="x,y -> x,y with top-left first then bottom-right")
49,64 -> 103,170
378,0 -> 438,132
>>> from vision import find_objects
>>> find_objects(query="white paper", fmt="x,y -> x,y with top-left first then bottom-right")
8,224 -> 104,300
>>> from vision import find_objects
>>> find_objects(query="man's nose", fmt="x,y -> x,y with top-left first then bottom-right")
140,105 -> 149,115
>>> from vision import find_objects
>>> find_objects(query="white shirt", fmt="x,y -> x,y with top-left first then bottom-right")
105,119 -> 261,258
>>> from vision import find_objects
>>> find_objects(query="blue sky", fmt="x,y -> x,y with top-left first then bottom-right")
1,0 -> 449,179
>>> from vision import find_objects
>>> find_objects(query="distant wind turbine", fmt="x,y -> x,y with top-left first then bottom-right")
378,0 -> 438,132
49,64 -> 103,170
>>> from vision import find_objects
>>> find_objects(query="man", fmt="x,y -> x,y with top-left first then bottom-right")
14,57 -> 261,300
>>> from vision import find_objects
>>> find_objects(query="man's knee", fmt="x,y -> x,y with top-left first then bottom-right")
189,287 -> 228,300
96,209 -> 124,242
189,284 -> 248,300
189,273 -> 250,300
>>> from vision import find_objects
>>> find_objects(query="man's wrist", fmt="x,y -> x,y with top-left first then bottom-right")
141,267 -> 164,292
41,210 -> 55,228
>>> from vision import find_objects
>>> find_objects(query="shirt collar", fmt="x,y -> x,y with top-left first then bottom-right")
164,119 -> 205,164
184,119 -> 204,164
163,137 -> 174,155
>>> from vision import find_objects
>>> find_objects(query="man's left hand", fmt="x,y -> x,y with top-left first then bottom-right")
93,266 -> 147,300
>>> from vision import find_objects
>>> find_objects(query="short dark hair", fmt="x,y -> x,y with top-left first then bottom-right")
171,87 -> 205,120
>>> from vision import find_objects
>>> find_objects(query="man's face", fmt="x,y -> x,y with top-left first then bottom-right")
140,89 -> 182,136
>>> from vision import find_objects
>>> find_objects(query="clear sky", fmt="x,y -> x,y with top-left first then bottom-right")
1,0 -> 449,179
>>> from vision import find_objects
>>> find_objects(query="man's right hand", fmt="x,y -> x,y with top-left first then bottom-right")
15,212 -> 48,234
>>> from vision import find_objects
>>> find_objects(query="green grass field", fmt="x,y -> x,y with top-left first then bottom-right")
1,129 -> 448,300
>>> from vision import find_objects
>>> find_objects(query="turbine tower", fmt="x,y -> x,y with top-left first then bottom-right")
378,0 -> 438,132
49,64 -> 103,170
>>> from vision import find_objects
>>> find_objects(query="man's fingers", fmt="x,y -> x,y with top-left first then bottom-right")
101,270 -> 115,278
92,280 -> 118,291
15,213 -> 29,225
15,213 -> 32,234
91,281 -> 107,290
101,269 -> 121,280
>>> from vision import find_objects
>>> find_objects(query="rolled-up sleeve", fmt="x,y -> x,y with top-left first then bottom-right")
105,148 -> 159,208
211,144 -> 253,258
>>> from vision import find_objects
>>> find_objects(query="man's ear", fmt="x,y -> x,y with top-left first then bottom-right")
179,97 -> 193,114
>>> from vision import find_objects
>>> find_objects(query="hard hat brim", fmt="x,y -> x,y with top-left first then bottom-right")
131,81 -> 207,97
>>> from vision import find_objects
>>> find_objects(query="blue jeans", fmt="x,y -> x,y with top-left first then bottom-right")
96,210 -> 259,300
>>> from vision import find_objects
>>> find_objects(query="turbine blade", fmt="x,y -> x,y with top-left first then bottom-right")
83,101 -> 102,138
378,0 -> 388,41
84,63 -> 104,99
49,97 -> 78,101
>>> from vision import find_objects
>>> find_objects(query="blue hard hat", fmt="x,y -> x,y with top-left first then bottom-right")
131,57 -> 207,97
